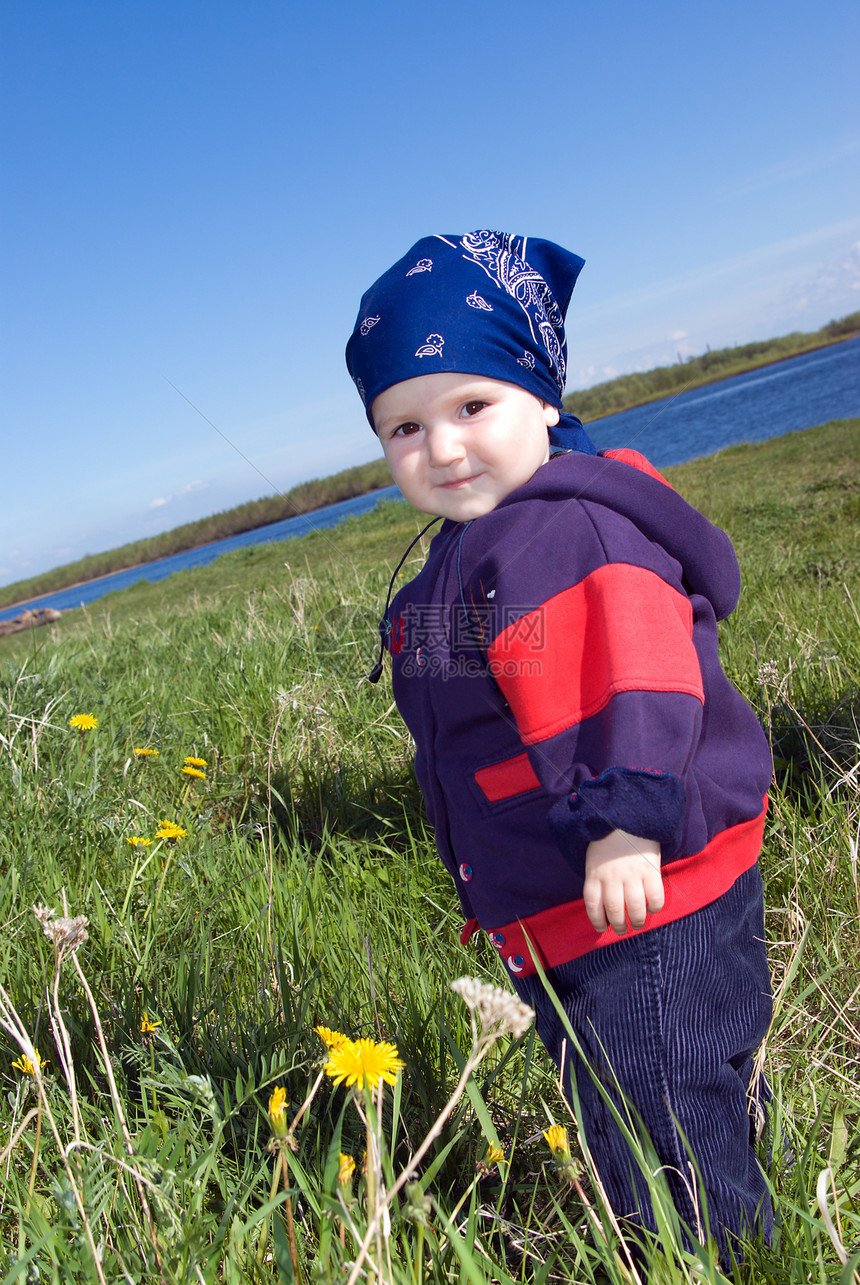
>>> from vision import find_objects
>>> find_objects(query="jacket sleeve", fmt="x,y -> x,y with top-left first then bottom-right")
474,529 -> 708,875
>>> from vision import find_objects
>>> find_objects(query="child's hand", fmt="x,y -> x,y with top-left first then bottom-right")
583,829 -> 664,935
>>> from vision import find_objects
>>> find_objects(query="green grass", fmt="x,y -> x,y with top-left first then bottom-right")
1,419 -> 858,1282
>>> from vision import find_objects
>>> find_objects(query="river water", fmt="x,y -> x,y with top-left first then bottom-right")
0,485 -> 403,621
584,333 -> 860,465
3,335 -> 857,623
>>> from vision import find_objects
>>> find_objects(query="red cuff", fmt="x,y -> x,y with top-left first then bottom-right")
460,917 -> 480,946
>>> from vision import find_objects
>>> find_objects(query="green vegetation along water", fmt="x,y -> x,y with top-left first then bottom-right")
564,308 -> 860,421
2,310 -> 856,614
1,419 -> 858,1279
0,456 -> 394,613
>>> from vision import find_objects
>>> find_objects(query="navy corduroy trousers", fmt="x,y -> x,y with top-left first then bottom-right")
512,864 -> 774,1259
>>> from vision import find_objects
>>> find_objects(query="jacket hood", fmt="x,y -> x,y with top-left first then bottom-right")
491,449 -> 741,620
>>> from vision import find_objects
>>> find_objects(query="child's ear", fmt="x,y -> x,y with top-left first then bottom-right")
542,402 -> 560,428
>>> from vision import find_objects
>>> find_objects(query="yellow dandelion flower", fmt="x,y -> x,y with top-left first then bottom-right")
184,756 -> 208,767
125,836 -> 152,847
268,1085 -> 288,1138
324,1037 -> 405,1092
133,747 -> 159,758
140,1013 -> 161,1034
154,821 -> 188,840
69,713 -> 98,732
543,1123 -> 579,1183
543,1124 -> 570,1156
181,766 -> 206,780
12,1048 -> 48,1076
486,1144 -> 506,1165
268,1084 -> 288,1123
314,1024 -> 349,1050
337,1152 -> 356,1187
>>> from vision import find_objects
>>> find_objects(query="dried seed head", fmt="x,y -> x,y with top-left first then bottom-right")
450,976 -> 534,1039
757,660 -> 780,688
33,904 -> 89,954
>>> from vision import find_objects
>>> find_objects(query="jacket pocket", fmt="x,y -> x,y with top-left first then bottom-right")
474,752 -> 541,803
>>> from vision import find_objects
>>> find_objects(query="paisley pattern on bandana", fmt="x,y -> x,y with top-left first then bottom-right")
458,232 -> 567,392
345,230 -> 596,454
415,334 -> 445,357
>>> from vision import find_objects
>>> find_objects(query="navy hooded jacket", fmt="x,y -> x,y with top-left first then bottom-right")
385,448 -> 772,978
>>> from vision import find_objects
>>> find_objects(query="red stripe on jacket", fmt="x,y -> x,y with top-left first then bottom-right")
474,752 -> 541,802
603,448 -> 675,488
481,799 -> 767,977
486,563 -> 705,745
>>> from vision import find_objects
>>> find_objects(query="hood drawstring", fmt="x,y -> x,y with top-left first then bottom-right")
367,517 -> 443,684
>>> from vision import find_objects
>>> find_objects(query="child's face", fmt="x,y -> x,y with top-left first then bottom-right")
372,372 -> 558,521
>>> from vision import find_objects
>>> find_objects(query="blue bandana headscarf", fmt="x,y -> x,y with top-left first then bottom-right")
345,230 -> 596,454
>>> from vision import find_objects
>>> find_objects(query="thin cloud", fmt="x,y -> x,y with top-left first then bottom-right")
769,240 -> 860,321
576,219 -> 860,324
147,480 -> 208,510
716,138 -> 860,202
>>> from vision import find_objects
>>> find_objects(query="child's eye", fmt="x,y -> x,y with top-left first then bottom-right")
393,421 -> 422,438
462,400 -> 488,417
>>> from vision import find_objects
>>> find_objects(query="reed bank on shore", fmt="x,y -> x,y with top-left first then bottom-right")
1,416 -> 857,660
2,311 -> 857,614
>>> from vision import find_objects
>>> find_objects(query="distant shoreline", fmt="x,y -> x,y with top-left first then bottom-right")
0,466 -> 393,613
2,318 -> 857,613
0,482 -> 396,615
570,331 -> 859,421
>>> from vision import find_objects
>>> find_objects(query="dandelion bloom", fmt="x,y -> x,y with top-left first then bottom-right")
69,713 -> 98,732
337,1152 -> 356,1187
543,1123 -> 579,1183
184,756 -> 208,767
314,1024 -> 349,1050
324,1037 -> 405,1092
140,1013 -> 161,1034
268,1085 -> 288,1125
181,766 -> 206,780
12,1048 -> 48,1076
543,1125 -> 570,1157
268,1085 -> 289,1138
486,1144 -> 506,1165
125,836 -> 153,847
154,821 -> 188,840
133,747 -> 159,758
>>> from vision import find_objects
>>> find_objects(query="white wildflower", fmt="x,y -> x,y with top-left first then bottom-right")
450,976 -> 534,1039
33,904 -> 89,954
757,661 -> 780,688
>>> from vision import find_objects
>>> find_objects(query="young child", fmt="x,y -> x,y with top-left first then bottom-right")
345,231 -> 774,1257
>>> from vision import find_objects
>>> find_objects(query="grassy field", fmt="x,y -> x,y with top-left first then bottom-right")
1,419 -> 858,1283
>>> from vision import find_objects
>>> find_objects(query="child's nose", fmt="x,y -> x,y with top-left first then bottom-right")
426,424 -> 466,467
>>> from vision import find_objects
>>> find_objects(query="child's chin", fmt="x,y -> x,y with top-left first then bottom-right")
439,496 -> 500,521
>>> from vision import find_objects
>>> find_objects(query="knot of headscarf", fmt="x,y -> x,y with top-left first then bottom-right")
346,230 -> 596,454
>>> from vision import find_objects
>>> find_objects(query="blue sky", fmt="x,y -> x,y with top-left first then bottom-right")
2,0 -> 858,588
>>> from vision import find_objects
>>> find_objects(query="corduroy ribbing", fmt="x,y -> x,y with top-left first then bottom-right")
512,865 -> 773,1259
